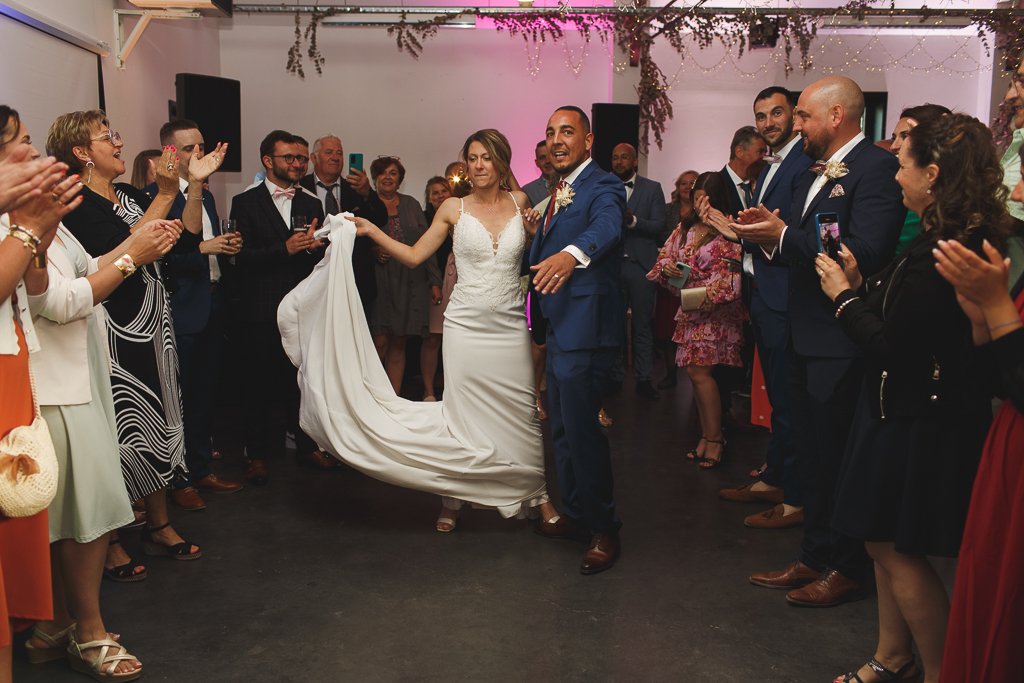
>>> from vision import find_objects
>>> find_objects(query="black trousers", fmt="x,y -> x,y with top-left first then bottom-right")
240,320 -> 316,461
789,349 -> 871,580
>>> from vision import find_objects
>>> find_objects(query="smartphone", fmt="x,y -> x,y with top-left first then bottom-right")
668,261 -> 691,289
348,153 -> 363,174
815,212 -> 842,264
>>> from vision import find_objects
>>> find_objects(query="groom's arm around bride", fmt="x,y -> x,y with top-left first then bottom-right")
530,105 -> 626,575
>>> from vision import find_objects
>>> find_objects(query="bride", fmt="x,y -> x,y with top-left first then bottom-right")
278,129 -> 561,532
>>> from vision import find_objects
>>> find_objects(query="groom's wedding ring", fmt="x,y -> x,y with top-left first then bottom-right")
552,273 -> 561,279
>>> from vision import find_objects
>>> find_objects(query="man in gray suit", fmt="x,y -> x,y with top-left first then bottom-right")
521,140 -> 558,207
608,142 -> 666,399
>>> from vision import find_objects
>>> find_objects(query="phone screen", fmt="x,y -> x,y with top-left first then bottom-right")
815,212 -> 842,264
348,153 -> 363,174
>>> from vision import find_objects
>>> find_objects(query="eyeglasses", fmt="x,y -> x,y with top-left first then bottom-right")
91,130 -> 123,146
376,155 -> 401,161
268,154 -> 309,165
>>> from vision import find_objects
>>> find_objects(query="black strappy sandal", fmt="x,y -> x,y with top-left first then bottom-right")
141,522 -> 202,561
698,438 -> 727,469
103,539 -> 147,583
685,436 -> 707,461
835,657 -> 920,683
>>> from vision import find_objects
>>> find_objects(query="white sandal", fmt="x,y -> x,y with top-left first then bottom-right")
25,622 -> 76,664
67,631 -> 142,682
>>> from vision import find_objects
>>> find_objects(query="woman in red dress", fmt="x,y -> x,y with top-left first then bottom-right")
0,105 -> 82,683
935,148 -> 1024,683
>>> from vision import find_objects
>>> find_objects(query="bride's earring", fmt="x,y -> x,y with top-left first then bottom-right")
84,160 -> 95,185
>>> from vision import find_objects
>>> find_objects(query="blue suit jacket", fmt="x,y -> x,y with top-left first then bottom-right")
780,138 -> 905,358
623,174 -> 666,271
144,183 -> 220,335
745,139 -> 814,312
529,160 -> 626,351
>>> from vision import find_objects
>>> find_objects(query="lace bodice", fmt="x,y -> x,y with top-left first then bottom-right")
450,199 -> 526,311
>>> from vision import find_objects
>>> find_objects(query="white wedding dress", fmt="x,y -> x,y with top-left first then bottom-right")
278,200 -> 548,517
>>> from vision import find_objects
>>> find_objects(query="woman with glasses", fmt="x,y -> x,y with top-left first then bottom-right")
49,110 -> 223,575
368,156 -> 441,394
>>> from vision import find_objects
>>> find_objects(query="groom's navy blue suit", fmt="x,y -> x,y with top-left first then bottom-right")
530,158 -> 626,535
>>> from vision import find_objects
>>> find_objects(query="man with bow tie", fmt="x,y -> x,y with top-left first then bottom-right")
230,130 -> 332,485
734,76 -> 905,608
719,87 -> 811,531
608,142 -> 665,400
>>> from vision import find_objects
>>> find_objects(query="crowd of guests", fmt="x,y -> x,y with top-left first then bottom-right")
1,61 -> 1023,683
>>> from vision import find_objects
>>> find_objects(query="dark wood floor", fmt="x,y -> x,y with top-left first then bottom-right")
13,369 -> 953,682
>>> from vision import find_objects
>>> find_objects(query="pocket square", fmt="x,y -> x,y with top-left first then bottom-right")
829,184 -> 846,198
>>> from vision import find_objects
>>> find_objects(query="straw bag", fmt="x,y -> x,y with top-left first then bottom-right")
0,363 -> 57,518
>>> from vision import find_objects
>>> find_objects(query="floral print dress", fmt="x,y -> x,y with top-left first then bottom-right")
648,226 -> 746,367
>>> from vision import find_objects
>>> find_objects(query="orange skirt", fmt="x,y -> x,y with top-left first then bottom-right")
0,320 -> 52,646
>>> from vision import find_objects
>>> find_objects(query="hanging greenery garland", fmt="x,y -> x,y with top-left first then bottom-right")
282,2 -> 1024,153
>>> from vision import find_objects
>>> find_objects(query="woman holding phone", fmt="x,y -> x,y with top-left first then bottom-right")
648,171 -> 745,468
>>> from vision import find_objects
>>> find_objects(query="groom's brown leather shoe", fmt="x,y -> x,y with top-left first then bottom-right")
786,570 -> 863,607
534,515 -> 584,540
580,533 -> 620,575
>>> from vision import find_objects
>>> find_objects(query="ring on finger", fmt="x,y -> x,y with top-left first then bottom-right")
816,268 -> 824,276
552,273 -> 561,279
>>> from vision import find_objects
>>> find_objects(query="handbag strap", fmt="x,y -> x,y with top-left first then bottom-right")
25,355 -> 42,421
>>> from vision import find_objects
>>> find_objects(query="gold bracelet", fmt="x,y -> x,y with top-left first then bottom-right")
9,223 -> 41,246
7,226 -> 38,254
33,252 -> 47,268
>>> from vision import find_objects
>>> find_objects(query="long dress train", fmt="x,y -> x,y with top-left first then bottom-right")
278,207 -> 548,517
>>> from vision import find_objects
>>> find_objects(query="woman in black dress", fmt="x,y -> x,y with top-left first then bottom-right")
817,114 -> 1011,683
49,110 -> 224,572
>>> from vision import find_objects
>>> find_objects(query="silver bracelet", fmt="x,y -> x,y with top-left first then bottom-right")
834,296 -> 859,318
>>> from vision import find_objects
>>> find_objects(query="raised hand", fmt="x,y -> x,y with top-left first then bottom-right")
188,142 -> 228,182
154,146 -> 180,195
0,149 -> 65,214
346,168 -> 372,198
934,238 -> 1009,309
730,204 -> 784,245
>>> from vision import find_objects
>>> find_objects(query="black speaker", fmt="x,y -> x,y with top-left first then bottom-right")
175,73 -> 241,172
591,103 -> 640,172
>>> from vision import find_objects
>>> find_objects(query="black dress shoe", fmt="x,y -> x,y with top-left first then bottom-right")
636,380 -> 660,400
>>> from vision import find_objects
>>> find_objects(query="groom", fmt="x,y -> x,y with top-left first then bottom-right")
530,105 -> 626,574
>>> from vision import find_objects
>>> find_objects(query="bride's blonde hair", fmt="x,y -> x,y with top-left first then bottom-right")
461,129 -> 512,188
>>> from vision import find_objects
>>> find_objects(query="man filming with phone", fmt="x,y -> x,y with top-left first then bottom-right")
300,134 -> 386,313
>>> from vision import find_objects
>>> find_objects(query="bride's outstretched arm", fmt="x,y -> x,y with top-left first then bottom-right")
352,196 -> 458,269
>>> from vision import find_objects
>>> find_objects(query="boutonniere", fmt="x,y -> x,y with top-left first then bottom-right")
829,184 -> 846,198
554,183 -> 575,210
823,160 -> 849,181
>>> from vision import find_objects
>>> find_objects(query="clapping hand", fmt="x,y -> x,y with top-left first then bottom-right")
934,239 -> 1009,310
694,195 -> 738,241
285,218 -> 323,255
730,205 -> 785,245
0,149 -> 66,215
188,142 -> 228,183
154,147 -> 180,195
125,220 -> 177,265
9,172 -> 85,251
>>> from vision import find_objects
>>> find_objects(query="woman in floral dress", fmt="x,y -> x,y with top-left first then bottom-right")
649,171 -> 745,468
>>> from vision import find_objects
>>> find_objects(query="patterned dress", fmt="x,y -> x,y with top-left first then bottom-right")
62,185 -> 188,500
648,226 -> 746,367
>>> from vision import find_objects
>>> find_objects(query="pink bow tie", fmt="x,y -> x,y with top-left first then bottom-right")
272,186 -> 296,200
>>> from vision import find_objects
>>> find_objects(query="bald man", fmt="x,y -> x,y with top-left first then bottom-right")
608,142 -> 666,398
734,75 -> 906,608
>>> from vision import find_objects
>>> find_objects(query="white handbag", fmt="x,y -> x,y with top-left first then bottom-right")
0,362 -> 58,518
679,286 -> 708,312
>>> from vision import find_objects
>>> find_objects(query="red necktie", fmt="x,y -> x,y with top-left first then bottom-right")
543,181 -> 565,235
809,162 -> 827,176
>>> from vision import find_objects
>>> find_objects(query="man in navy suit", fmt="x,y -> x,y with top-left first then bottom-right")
608,142 -> 666,400
721,126 -> 768,217
230,130 -> 332,485
734,76 -> 905,606
530,106 -> 626,574
718,87 -> 811,531
147,119 -> 244,510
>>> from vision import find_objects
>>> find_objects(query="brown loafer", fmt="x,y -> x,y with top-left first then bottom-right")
534,515 -> 582,540
749,560 -> 819,589
786,569 -> 863,607
719,482 -> 785,504
744,504 -> 804,529
297,449 -> 339,470
580,533 -> 620,575
170,487 -> 206,511
245,459 -> 269,485
194,474 -> 243,494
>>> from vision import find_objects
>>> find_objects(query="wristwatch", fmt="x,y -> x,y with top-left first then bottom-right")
113,253 -> 137,279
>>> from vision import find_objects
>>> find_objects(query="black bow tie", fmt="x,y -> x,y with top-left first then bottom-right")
623,180 -> 634,188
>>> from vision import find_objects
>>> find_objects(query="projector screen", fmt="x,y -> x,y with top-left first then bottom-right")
0,14 -> 100,145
